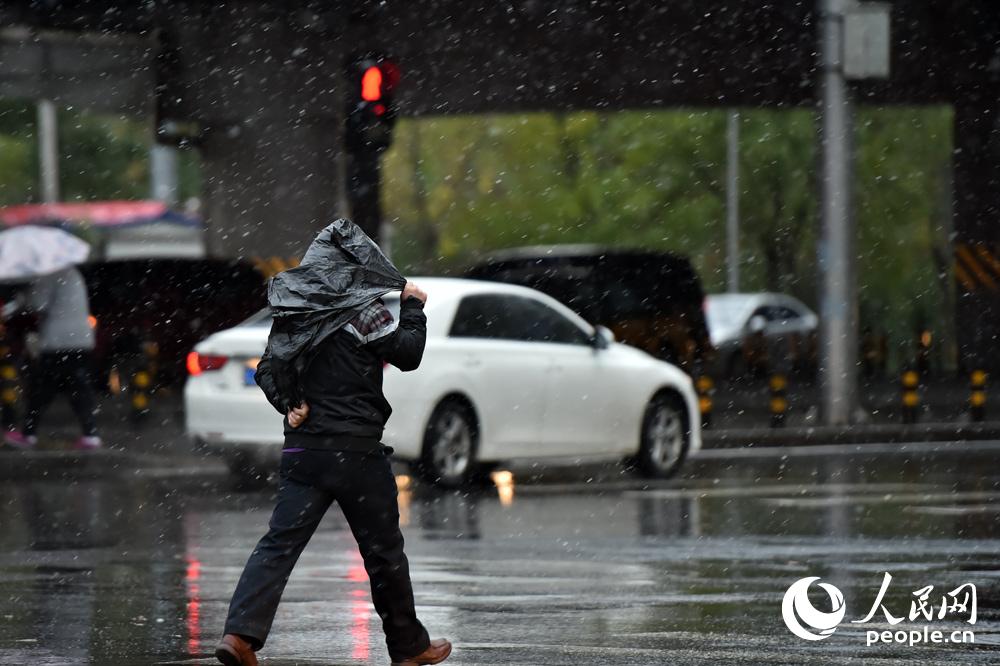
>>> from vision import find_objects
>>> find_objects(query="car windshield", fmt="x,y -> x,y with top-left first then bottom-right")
705,296 -> 754,332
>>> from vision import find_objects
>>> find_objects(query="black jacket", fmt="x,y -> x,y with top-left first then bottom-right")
255,297 -> 427,450
265,219 -> 407,407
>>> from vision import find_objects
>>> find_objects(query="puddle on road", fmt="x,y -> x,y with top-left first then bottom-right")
0,461 -> 998,664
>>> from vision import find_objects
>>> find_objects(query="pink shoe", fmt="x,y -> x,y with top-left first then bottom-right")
73,435 -> 103,451
4,431 -> 37,450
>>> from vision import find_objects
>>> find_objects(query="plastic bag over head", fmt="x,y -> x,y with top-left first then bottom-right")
266,218 -> 406,405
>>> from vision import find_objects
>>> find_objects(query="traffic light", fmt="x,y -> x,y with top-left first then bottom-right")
345,55 -> 400,153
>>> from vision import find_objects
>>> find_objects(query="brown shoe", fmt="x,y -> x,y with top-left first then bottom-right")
391,637 -> 453,665
215,634 -> 259,666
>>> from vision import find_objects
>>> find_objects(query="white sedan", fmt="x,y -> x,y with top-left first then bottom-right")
185,277 -> 701,486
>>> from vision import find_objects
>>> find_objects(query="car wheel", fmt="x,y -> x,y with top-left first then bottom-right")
635,392 -> 690,479
416,397 -> 478,488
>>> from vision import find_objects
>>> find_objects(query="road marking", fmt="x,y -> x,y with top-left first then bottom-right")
693,440 -> 1000,459
905,504 -> 1000,515
763,490 -> 1000,507
625,482 -> 943,500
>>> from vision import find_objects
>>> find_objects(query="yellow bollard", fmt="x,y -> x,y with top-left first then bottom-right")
0,343 -> 18,429
130,368 -> 153,420
970,369 -> 987,422
901,369 -> 920,424
695,374 -> 714,429
769,373 -> 788,428
130,339 -> 159,421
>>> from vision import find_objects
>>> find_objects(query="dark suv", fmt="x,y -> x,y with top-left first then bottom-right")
465,245 -> 712,369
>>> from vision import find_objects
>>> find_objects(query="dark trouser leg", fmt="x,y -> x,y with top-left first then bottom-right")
224,467 -> 333,648
336,453 -> 430,662
62,351 -> 98,436
23,354 -> 58,436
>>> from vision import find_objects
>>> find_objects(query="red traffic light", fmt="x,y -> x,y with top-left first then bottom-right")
361,66 -> 383,102
345,55 -> 400,153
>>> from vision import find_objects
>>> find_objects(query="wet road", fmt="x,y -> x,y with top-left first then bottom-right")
1,447 -> 1000,665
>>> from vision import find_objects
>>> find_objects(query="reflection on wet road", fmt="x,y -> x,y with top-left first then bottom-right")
1,455 -> 999,665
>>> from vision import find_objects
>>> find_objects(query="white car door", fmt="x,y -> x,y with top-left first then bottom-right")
446,293 -> 548,458
513,296 -> 631,456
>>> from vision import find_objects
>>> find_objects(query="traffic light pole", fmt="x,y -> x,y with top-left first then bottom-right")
346,147 -> 383,246
343,53 -> 398,249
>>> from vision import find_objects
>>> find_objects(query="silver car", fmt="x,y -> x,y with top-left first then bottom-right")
705,293 -> 819,377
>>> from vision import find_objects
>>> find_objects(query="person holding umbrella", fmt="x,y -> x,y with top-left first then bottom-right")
0,226 -> 101,451
216,219 -> 451,666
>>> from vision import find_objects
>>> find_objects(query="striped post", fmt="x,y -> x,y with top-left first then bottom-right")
901,369 -> 920,424
969,369 -> 987,422
130,340 -> 158,420
0,341 -> 18,429
769,373 -> 788,428
130,368 -> 151,419
695,374 -> 714,429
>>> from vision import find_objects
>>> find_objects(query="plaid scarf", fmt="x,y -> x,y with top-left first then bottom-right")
344,298 -> 396,343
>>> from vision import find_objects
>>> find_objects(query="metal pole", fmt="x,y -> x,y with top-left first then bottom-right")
346,148 -> 383,246
150,144 -> 179,205
37,99 -> 59,203
726,110 -> 740,293
818,0 -> 856,425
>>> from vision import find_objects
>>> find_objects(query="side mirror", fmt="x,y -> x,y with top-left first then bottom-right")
593,325 -> 614,350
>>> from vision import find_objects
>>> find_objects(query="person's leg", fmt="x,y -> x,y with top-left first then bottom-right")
23,353 -> 59,436
223,455 -> 334,649
333,450 -> 430,662
63,350 -> 98,436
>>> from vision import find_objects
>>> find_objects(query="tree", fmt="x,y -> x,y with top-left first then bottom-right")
382,106 -> 954,366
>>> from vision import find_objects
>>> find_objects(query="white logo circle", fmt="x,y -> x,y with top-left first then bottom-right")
782,577 -> 846,641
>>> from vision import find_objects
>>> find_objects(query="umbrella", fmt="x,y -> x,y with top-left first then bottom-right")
0,225 -> 90,282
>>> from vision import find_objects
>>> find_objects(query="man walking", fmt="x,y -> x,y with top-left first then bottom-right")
3,265 -> 101,450
216,220 -> 451,666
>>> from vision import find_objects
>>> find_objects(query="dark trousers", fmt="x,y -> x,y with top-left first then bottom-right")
223,447 -> 430,662
24,350 -> 97,437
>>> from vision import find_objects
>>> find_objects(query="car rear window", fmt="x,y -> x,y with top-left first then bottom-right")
467,259 -> 601,322
706,296 -> 753,331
